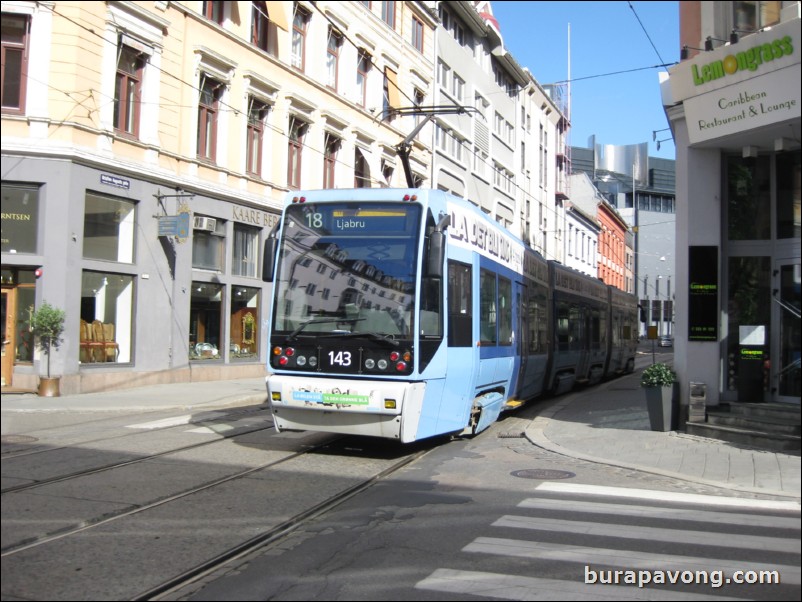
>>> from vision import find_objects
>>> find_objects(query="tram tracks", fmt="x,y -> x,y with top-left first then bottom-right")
0,421 -> 439,601
1,421 -> 276,496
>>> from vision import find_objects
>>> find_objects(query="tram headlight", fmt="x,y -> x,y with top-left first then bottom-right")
296,355 -> 307,367
364,358 -> 375,369
308,356 -> 318,368
377,359 -> 388,370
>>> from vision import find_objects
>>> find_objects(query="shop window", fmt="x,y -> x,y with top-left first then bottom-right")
1,183 -> 39,254
192,216 -> 225,271
189,281 -> 223,359
80,271 -> 134,363
777,151 -> 801,240
232,223 -> 259,278
83,192 -> 135,263
727,156 -> 770,241
230,286 -> 259,360
1,268 -> 35,363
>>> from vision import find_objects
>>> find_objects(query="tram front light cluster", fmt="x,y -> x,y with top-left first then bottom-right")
364,349 -> 412,373
291,196 -> 307,203
272,345 -> 317,369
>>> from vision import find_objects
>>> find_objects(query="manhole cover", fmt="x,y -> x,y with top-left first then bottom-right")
511,469 -> 576,480
2,435 -> 38,444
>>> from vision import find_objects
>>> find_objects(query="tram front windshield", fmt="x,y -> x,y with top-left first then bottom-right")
272,202 -> 422,340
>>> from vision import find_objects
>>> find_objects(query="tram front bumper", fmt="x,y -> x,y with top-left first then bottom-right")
266,374 -> 426,441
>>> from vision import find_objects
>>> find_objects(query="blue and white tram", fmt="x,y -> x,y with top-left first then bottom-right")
261,188 -> 636,443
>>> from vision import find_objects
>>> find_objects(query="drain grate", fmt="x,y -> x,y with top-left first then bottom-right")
511,469 -> 576,480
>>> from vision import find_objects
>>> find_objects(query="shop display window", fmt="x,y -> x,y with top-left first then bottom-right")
189,281 -> 223,360
83,192 -> 136,263
80,271 -> 134,363
230,286 -> 259,360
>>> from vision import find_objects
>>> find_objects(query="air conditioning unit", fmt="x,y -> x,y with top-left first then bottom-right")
193,216 -> 217,232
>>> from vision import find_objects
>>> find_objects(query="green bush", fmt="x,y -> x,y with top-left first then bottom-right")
640,362 -> 676,388
29,302 -> 66,378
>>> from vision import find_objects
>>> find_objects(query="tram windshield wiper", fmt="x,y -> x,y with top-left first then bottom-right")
285,317 -> 367,341
319,331 -> 400,347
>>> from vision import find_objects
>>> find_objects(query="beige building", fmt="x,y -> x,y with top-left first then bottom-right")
1,1 -> 437,393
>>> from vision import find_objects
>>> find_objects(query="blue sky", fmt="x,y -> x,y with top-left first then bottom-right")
492,1 -> 679,159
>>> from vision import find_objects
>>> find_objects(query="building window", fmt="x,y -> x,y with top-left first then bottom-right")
411,16 -> 424,52
323,133 -> 340,188
246,98 -> 268,177
355,148 -> 370,188
114,45 -> 144,137
197,77 -> 222,162
727,156 -> 771,241
203,1 -> 225,25
357,50 -> 371,107
733,1 -> 781,31
190,281 -> 223,359
326,29 -> 342,90
83,192 -> 135,263
232,223 -> 260,278
1,13 -> 29,114
288,118 -> 307,190
381,1 -> 396,29
252,1 -> 278,56
291,5 -> 310,71
1,183 -> 39,254
230,286 -> 259,359
80,271 -> 134,364
192,216 -> 225,271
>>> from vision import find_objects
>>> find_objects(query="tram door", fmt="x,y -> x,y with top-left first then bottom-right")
772,260 -> 801,403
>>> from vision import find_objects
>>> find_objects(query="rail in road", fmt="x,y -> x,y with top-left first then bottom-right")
1,405 -> 440,600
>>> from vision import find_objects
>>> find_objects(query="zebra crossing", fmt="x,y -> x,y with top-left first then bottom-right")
415,482 -> 801,601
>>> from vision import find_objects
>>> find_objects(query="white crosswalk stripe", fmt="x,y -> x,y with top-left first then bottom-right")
415,484 -> 800,600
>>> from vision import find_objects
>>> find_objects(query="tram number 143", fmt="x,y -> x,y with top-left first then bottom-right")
328,350 -> 353,367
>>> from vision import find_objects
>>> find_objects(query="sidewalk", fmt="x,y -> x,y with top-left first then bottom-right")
525,371 -> 801,501
2,374 -> 800,502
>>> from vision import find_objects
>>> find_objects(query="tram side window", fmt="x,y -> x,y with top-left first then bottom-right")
420,277 -> 442,337
556,301 -> 570,350
528,287 -> 548,354
480,269 -> 497,345
498,276 -> 512,346
448,261 -> 472,347
570,305 -> 583,350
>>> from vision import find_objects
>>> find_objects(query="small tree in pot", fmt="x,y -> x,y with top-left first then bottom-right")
29,302 -> 66,396
640,362 -> 677,431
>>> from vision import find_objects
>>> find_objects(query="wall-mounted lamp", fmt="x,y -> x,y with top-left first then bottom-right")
652,128 -> 671,141
743,145 -> 760,158
680,45 -> 706,60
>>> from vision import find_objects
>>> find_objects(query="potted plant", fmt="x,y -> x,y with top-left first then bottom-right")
640,362 -> 677,431
29,301 -> 66,397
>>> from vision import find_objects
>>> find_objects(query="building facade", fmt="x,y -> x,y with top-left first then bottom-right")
2,0 -> 570,395
1,1 -> 438,393
572,144 -> 676,337
663,0 -> 800,409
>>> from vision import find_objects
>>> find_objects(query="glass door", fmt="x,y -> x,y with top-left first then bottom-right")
1,289 -> 13,387
772,260 -> 801,403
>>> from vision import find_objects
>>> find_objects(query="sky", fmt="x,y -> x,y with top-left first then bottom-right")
491,1 -> 679,159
